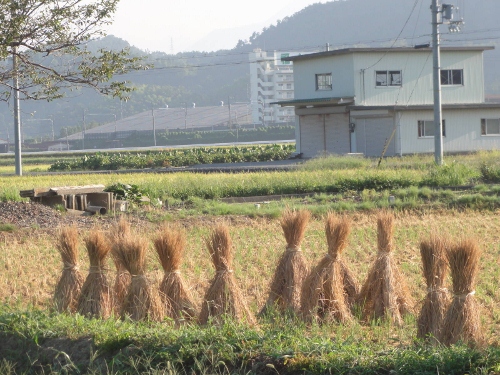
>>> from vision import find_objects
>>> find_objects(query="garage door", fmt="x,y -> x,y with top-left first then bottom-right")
299,115 -> 325,158
325,113 -> 350,154
355,117 -> 396,157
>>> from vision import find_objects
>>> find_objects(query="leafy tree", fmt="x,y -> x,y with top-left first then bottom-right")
0,0 -> 146,102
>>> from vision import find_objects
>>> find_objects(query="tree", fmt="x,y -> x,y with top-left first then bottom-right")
0,0 -> 147,175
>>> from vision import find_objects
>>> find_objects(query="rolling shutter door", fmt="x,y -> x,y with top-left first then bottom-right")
357,117 -> 395,157
299,115 -> 325,158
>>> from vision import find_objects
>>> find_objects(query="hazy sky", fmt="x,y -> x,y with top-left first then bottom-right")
106,0 -> 327,53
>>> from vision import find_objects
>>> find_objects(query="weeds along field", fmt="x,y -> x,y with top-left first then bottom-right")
0,211 -> 500,373
1,151 -> 500,204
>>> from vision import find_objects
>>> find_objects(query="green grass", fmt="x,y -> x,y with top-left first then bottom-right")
1,306 -> 499,375
0,223 -> 15,232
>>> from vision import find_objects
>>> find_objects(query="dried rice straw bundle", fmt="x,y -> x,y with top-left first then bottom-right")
300,214 -> 354,323
417,235 -> 450,342
54,226 -> 84,313
260,208 -> 310,316
199,225 -> 255,325
154,225 -> 197,323
77,231 -> 113,319
441,239 -> 483,347
111,218 -> 132,312
358,211 -> 414,325
114,235 -> 164,321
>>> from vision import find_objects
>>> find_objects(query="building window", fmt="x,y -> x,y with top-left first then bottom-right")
441,69 -> 463,85
316,73 -> 332,90
376,70 -> 402,87
418,120 -> 446,138
481,119 -> 500,135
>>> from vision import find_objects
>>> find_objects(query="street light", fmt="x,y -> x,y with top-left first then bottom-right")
83,111 -> 117,149
24,116 -> 54,141
152,107 -> 168,147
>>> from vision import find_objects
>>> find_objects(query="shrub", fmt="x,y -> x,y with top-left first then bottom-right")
480,162 -> 500,183
421,162 -> 480,187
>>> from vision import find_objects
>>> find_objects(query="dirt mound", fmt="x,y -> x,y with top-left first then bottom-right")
0,201 -> 110,229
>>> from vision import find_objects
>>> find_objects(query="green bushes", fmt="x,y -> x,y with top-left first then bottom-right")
421,161 -> 480,186
48,144 -> 295,171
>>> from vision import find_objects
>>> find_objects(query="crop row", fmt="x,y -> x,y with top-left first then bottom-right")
48,144 -> 295,171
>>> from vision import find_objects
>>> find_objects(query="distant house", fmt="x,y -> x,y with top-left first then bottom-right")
274,47 -> 500,158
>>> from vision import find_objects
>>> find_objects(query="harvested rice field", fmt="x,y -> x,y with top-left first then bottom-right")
1,208 -> 500,374
1,210 -> 499,334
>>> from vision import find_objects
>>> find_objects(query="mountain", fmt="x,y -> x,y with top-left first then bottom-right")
2,0 -> 499,142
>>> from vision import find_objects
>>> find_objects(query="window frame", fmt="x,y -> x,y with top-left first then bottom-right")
481,118 -> 500,136
418,120 -> 446,138
315,73 -> 332,91
440,69 -> 463,86
375,70 -> 402,87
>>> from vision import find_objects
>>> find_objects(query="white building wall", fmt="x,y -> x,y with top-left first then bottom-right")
249,50 -> 304,125
398,108 -> 500,154
293,54 -> 355,99
352,50 -> 485,106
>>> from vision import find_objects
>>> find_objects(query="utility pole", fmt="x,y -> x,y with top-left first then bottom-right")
432,0 -> 444,166
13,46 -> 22,175
431,1 -> 463,165
151,108 -> 157,146
82,110 -> 86,150
228,97 -> 232,129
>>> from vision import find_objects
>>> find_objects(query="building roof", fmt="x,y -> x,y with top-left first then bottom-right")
274,98 -> 500,111
282,46 -> 495,62
272,97 -> 355,107
64,103 -> 252,140
349,103 -> 500,111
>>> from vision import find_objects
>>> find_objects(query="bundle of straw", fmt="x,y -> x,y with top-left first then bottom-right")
111,218 -> 132,312
154,225 -> 197,323
54,227 -> 84,313
300,214 -> 354,323
114,235 -> 164,321
199,225 -> 255,325
417,235 -> 450,342
260,208 -> 310,315
77,231 -> 113,319
358,212 -> 413,325
441,239 -> 483,346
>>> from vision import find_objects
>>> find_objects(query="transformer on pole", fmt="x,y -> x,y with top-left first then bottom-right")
431,1 -> 464,165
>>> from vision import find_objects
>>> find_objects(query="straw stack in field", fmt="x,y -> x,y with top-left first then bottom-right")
441,239 -> 483,346
154,225 -> 197,323
114,235 -> 164,321
77,230 -> 113,319
417,235 -> 450,342
300,214 -> 355,323
111,218 -> 132,312
358,211 -> 414,325
54,226 -> 84,313
260,208 -> 310,315
199,225 -> 255,325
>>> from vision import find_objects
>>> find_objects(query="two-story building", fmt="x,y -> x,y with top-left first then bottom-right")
275,47 -> 500,158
